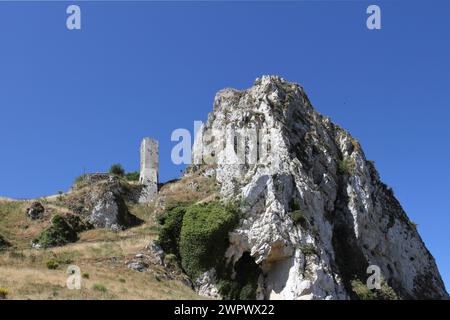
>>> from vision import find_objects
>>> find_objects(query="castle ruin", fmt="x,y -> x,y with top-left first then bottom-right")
139,137 -> 158,203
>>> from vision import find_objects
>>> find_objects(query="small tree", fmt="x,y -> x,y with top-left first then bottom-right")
109,164 -> 125,177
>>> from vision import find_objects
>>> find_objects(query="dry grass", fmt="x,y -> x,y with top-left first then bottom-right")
0,225 -> 201,299
0,170 -> 221,300
152,173 -> 220,216
0,198 -> 202,300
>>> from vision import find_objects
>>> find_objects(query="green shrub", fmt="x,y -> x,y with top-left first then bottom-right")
164,253 -> 179,269
300,244 -> 317,256
179,202 -> 240,279
0,287 -> 8,299
0,234 -> 10,250
239,283 -> 256,300
409,220 -> 418,231
289,198 -> 301,211
92,283 -> 107,293
109,164 -> 125,177
377,280 -> 400,300
124,171 -> 140,181
33,215 -> 78,248
217,279 -> 240,300
290,210 -> 307,227
351,278 -> 399,300
157,206 -> 187,256
46,259 -> 60,270
337,157 -> 355,175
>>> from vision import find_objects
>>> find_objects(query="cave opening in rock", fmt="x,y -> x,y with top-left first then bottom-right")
218,252 -> 261,300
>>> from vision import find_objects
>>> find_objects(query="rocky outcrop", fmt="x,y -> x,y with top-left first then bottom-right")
191,75 -> 448,300
67,174 -> 143,231
86,181 -> 138,231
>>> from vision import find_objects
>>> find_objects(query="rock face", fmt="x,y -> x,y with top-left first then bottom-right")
191,75 -> 448,299
86,177 -> 141,231
69,174 -> 143,231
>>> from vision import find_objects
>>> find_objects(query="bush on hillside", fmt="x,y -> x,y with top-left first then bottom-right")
0,234 -> 11,251
33,215 -> 78,248
179,202 -> 240,279
157,205 -> 187,257
124,171 -> 140,182
109,164 -> 125,177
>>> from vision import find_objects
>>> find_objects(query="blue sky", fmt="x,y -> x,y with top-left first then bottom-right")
0,1 -> 448,291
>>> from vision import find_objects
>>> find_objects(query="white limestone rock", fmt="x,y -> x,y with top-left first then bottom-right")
191,75 -> 448,300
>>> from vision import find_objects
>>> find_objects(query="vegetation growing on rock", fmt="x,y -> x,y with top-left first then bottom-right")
157,204 -> 187,257
351,278 -> 399,300
179,202 -> 240,279
157,201 -> 240,280
300,244 -> 317,256
155,200 -> 264,299
217,252 -> 261,300
337,157 -> 355,176
290,210 -> 307,227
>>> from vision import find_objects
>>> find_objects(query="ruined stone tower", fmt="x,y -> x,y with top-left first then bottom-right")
139,137 -> 158,203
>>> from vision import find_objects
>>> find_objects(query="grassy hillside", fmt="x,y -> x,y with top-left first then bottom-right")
0,169 -> 219,300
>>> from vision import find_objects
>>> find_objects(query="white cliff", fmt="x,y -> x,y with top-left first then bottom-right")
191,75 -> 448,300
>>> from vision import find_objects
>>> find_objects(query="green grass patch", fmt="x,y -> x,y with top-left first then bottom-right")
92,283 -> 107,293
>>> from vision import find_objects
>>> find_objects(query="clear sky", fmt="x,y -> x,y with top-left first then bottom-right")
0,1 -> 448,291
